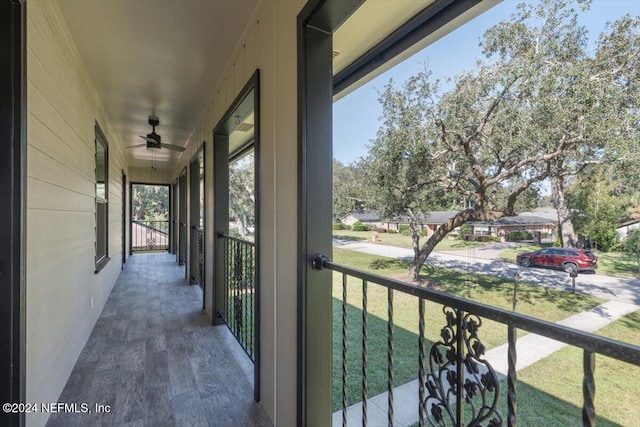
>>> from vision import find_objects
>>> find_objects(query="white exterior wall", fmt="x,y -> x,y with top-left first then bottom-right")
617,222 -> 640,240
173,0 -> 306,424
26,2 -> 128,426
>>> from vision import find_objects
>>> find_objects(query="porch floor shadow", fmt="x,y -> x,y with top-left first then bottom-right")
46,253 -> 271,427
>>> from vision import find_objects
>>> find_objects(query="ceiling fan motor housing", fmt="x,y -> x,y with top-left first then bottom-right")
146,132 -> 161,149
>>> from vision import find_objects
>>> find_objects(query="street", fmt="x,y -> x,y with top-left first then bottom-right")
333,239 -> 640,305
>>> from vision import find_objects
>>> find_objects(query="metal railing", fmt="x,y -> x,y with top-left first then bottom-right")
132,220 -> 169,252
218,232 -> 256,361
191,226 -> 204,288
311,254 -> 640,427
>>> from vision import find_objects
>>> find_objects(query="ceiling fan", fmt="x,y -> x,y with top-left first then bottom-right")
126,116 -> 185,152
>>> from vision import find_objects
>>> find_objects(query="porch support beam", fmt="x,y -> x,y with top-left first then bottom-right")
0,1 -> 26,426
213,134 -> 229,326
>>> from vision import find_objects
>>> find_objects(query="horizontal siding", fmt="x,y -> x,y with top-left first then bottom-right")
26,1 -> 129,427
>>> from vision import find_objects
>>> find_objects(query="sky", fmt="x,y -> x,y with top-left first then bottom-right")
333,0 -> 640,165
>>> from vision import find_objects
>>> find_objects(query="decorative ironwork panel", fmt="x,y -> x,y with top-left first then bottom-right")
190,227 -> 204,289
131,220 -> 169,252
218,234 -> 256,361
424,307 -> 502,427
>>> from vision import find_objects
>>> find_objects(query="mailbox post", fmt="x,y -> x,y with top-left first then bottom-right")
512,272 -> 521,311
569,270 -> 578,293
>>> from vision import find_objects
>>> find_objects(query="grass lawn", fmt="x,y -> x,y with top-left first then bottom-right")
499,309 -> 640,426
333,229 -> 490,251
331,248 -> 606,412
500,243 -> 640,278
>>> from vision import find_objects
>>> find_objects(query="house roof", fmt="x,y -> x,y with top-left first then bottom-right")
518,208 -> 558,222
495,215 -> 556,226
617,218 -> 640,228
466,214 -> 555,228
342,210 -> 381,222
387,211 -> 459,225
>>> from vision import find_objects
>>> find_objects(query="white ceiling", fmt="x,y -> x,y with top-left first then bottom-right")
55,0 -> 484,172
333,0 -> 434,76
56,0 -> 260,170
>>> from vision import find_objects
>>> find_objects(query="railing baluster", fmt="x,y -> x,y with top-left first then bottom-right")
310,253 -> 640,427
455,308 -> 464,426
362,279 -> 368,427
387,287 -> 394,427
583,351 -> 596,427
418,298 -> 426,427
508,324 -> 518,427
242,243 -> 247,352
342,273 -> 348,427
217,233 -> 257,362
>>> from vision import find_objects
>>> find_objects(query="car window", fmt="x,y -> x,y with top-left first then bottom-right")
584,251 -> 595,258
548,249 -> 562,255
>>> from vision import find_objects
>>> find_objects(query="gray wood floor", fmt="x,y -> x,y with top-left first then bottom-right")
46,253 -> 272,427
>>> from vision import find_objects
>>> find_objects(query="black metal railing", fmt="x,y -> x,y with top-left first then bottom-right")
191,226 -> 204,288
311,254 -> 640,427
132,220 -> 169,252
218,232 -> 256,361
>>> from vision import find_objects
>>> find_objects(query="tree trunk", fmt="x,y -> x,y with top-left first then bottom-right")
551,174 -> 578,248
408,209 -> 500,281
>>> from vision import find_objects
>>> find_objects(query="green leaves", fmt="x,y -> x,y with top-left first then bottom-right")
354,0 -> 639,274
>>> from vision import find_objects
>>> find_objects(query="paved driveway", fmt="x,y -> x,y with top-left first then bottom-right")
333,239 -> 640,305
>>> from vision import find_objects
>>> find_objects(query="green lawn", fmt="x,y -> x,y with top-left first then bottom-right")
501,310 -> 640,426
330,248 -> 606,412
333,229 -> 490,251
500,243 -> 640,278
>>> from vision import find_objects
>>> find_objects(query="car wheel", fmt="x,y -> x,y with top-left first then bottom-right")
563,263 -> 578,274
520,257 -> 532,267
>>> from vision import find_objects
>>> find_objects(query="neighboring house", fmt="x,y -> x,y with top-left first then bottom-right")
382,211 -> 459,235
466,214 -> 557,239
617,219 -> 640,240
340,210 -> 383,228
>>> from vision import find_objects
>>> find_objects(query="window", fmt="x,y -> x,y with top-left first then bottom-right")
95,123 -> 109,272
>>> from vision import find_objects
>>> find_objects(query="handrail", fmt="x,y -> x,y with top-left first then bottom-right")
217,231 -> 256,247
131,220 -> 169,252
312,253 -> 640,366
314,252 -> 640,426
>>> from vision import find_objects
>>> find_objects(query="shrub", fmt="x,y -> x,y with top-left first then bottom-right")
553,235 -> 562,247
508,230 -> 533,241
419,228 -> 429,237
398,225 -> 411,234
374,227 -> 388,233
490,236 -> 501,242
353,221 -> 370,232
333,223 -> 346,230
459,225 -> 473,235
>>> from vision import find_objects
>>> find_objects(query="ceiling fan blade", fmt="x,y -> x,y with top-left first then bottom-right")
162,143 -> 186,152
139,135 -> 157,143
126,143 -> 147,149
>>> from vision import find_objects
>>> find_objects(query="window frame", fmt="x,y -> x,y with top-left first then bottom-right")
95,122 -> 110,273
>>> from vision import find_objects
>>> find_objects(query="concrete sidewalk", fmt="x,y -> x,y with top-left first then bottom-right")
332,300 -> 639,427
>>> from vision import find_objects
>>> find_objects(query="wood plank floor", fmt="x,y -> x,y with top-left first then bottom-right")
46,253 -> 272,427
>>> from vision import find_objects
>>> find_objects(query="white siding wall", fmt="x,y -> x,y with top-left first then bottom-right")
26,2 -> 128,426
173,0 -> 306,423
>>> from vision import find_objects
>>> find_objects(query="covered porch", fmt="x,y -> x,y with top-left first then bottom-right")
46,253 -> 269,427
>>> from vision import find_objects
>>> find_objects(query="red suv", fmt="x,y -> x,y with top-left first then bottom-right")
516,248 -> 597,274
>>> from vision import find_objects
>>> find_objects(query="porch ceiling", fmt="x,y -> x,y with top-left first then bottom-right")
55,0 -> 259,172
55,0 -> 438,173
